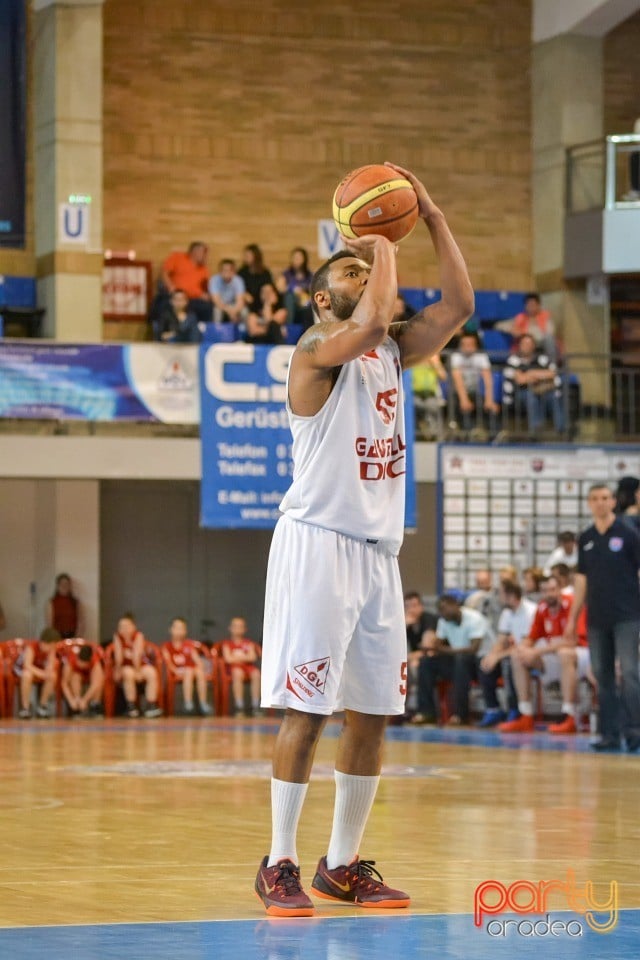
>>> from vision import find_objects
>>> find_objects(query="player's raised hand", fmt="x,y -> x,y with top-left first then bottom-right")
384,162 -> 439,219
343,233 -> 398,263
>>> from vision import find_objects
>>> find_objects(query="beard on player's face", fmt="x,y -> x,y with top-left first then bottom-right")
328,289 -> 360,320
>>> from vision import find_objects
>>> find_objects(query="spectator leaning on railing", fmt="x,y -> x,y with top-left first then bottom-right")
449,332 -> 499,435
502,333 -> 564,434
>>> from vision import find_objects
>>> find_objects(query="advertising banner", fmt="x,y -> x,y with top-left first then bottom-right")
0,342 -> 200,423
200,342 -> 417,531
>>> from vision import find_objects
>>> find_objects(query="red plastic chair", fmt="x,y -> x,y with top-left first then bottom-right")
161,640 -> 216,716
103,641 -> 163,717
1,639 -> 27,717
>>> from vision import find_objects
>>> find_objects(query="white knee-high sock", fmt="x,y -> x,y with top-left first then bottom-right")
268,778 -> 309,867
326,771 -> 380,870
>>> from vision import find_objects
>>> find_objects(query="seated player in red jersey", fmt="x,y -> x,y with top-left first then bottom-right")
16,628 -> 60,719
164,617 -> 213,716
61,642 -> 105,717
112,614 -> 162,719
221,616 -> 261,717
499,576 -> 592,733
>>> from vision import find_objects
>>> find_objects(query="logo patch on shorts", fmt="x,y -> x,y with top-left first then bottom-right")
291,657 -> 331,697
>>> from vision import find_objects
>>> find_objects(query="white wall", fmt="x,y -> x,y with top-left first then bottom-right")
0,480 -> 99,640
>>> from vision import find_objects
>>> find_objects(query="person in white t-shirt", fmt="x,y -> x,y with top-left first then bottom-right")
477,582 -> 536,726
414,595 -> 494,726
449,332 -> 499,433
255,163 -> 474,917
543,531 -> 577,575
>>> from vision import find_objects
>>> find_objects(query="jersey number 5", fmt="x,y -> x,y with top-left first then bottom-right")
399,661 -> 407,697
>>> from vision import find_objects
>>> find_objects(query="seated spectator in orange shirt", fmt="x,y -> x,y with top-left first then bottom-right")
16,628 -> 60,719
164,617 -> 213,716
161,242 -> 212,325
244,283 -> 287,344
156,289 -> 201,343
61,642 -> 105,717
221,617 -> 261,717
496,292 -> 559,361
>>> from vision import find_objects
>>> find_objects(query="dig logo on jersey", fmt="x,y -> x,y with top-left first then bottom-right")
287,657 -> 331,701
375,388 -> 398,425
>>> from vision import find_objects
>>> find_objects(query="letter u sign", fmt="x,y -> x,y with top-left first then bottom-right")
59,203 -> 90,244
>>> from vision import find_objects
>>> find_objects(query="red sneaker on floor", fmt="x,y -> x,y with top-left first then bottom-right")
548,715 -> 577,734
255,856 -> 315,917
311,856 -> 410,908
498,714 -> 534,733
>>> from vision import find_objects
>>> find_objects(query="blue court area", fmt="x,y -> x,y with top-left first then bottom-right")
2,911 -> 640,960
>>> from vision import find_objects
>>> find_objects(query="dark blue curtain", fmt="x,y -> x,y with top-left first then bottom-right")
0,0 -> 27,249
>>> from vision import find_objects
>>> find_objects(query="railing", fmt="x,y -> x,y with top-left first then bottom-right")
414,351 -> 640,444
566,134 -> 640,213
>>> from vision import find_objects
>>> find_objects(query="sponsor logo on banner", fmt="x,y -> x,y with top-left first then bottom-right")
474,870 -> 618,937
126,345 -> 199,423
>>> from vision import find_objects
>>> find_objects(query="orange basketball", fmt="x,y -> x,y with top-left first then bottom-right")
332,164 -> 419,243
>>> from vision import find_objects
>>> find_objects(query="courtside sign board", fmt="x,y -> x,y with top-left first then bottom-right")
200,343 -> 417,530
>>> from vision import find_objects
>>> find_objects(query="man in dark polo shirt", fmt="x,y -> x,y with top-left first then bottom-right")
404,591 -> 438,721
565,483 -> 640,752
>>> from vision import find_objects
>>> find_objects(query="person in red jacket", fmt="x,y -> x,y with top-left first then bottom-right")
47,573 -> 83,640
16,628 -> 60,719
164,617 -> 213,716
221,617 -> 261,717
499,576 -> 591,733
60,642 -> 105,717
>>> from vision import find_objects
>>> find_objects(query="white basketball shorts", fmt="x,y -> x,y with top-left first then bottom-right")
261,515 -> 407,716
533,640 -> 591,685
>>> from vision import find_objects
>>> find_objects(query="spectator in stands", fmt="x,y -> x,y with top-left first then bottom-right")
112,614 -> 162,719
161,242 -> 211,325
502,333 -> 564,434
208,259 -> 248,325
449,332 -> 499,435
496,292 -> 559,360
16,627 -> 60,719
221,616 -> 261,717
544,531 -> 578,574
60,642 -> 104,717
239,244 -> 274,313
411,353 -> 447,440
498,575 -> 587,733
478,582 -> 536,727
156,289 -> 201,343
614,475 -> 639,515
277,247 -> 314,329
550,562 -> 574,597
464,569 -> 504,631
523,566 -> 544,603
164,617 -> 213,716
404,591 -> 438,714
47,573 -> 82,640
244,282 -> 287,344
413,595 -> 493,726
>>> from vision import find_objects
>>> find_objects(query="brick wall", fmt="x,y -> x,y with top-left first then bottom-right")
103,0 -> 533,295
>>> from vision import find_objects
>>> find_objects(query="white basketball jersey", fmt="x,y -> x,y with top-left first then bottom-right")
280,336 -> 407,555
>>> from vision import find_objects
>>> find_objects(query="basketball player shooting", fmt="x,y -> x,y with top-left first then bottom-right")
255,163 -> 474,916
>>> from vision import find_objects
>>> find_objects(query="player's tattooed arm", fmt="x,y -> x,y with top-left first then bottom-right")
385,163 -> 474,369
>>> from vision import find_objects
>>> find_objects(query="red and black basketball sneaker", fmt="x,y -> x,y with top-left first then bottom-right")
255,856 -> 315,917
311,856 -> 410,908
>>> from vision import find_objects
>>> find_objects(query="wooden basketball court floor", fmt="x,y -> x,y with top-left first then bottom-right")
1,717 -> 639,959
